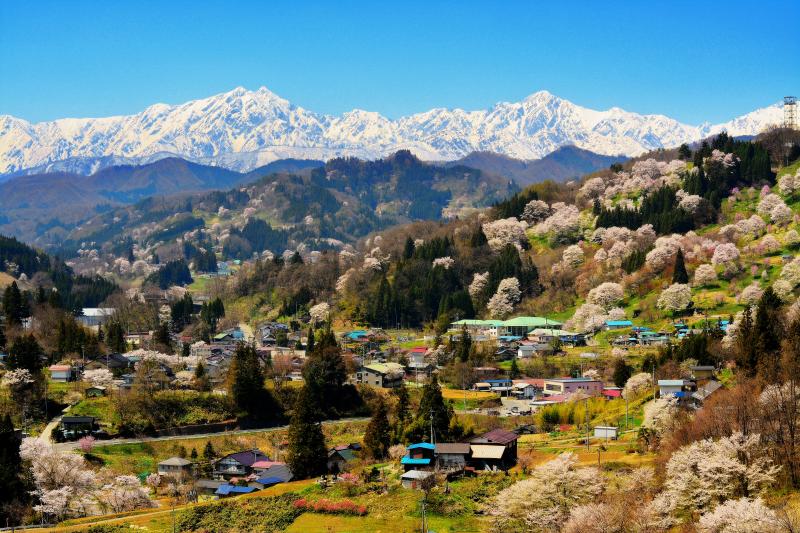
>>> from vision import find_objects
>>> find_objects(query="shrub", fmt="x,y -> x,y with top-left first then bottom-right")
293,497 -> 368,516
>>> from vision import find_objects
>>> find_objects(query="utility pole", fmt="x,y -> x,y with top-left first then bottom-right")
430,409 -> 435,445
625,395 -> 629,430
584,396 -> 590,451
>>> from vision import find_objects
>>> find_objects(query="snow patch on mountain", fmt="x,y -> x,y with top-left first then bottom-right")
0,87 -> 784,175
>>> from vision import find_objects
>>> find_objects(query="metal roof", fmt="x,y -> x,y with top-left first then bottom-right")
407,442 -> 436,450
401,457 -> 432,465
470,445 -> 506,459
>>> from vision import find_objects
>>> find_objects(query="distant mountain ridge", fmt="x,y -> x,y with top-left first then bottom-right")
0,86 -> 783,176
447,146 -> 627,185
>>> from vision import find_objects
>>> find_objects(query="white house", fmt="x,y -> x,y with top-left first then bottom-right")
594,426 -> 618,440
658,379 -> 689,397
49,364 -> 72,382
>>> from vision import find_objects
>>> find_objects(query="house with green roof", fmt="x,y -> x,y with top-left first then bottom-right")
499,316 -> 563,337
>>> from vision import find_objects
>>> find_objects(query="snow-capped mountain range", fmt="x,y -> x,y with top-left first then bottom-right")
0,87 -> 784,176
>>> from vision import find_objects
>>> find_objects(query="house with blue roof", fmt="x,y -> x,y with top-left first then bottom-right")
606,320 -> 633,330
215,484 -> 257,497
401,442 -> 436,471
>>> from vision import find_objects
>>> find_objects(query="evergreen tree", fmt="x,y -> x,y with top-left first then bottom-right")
612,358 -> 633,388
302,327 -> 347,416
510,357 -> 521,378
306,326 -> 315,352
394,384 -> 410,422
678,143 -> 692,161
0,320 -> 5,350
106,320 -> 126,353
672,248 -> 689,284
194,361 -> 211,392
286,386 -> 328,478
363,397 -> 391,459
736,306 -> 758,375
7,333 -> 43,374
755,287 -> 784,381
227,343 -> 266,416
154,322 -> 172,353
182,342 -> 190,357
402,236 -> 415,260
2,282 -> 26,324
454,328 -> 472,362
0,414 -> 25,525
418,375 -> 451,442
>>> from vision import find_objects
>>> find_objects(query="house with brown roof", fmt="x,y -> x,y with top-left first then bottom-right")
213,449 -> 269,479
469,428 -> 519,471
435,443 -> 471,471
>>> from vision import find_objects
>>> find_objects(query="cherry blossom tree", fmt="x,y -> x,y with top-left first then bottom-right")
521,199 -> 551,223
657,432 -> 779,519
432,256 -> 455,270
309,302 -> 331,325
697,497 -> 781,533
738,283 -> 764,305
98,475 -> 153,514
785,229 -> 800,248
468,272 -> 489,299
82,368 -> 113,387
565,303 -> 608,334
657,283 -> 692,312
78,436 -> 96,454
587,282 -> 624,310
694,264 -> 718,287
491,452 -> 604,531
712,243 -> 741,274
561,244 -> 584,267
623,372 -> 653,399
771,203 -> 793,226
780,258 -> 800,288
642,396 -> 679,437
487,278 -> 522,318
482,217 -> 528,252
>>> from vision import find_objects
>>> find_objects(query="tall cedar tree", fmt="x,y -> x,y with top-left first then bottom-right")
106,321 -> 126,353
418,374 -> 452,442
302,327 -> 347,417
0,320 -> 5,350
286,386 -> 328,478
363,396 -> 391,459
672,248 -> 689,284
394,384 -> 410,422
755,287 -> 784,382
7,333 -> 43,373
736,306 -> 758,375
194,361 -> 211,392
0,414 -> 26,524
307,326 -> 315,352
612,358 -> 633,388
227,343 -> 266,416
153,322 -> 173,353
2,282 -> 26,324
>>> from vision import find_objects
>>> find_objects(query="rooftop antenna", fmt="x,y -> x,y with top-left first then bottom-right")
785,96 -> 798,130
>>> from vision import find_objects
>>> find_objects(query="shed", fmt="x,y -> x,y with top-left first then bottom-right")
401,469 -> 434,489
593,426 -> 618,440
49,365 -> 72,382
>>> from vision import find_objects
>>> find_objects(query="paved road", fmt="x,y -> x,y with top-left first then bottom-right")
53,417 -> 368,451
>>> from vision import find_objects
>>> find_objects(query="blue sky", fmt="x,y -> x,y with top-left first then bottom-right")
1,0 -> 798,124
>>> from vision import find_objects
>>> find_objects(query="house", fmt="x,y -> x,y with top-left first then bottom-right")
327,447 -> 357,474
157,457 -> 195,480
249,476 -> 285,490
59,416 -> 96,437
213,450 -> 270,479
435,443 -> 470,471
401,469 -> 434,489
484,378 -> 512,395
449,319 -> 504,337
251,461 -> 293,483
658,379 -> 691,398
354,362 -> 404,388
87,352 -> 132,373
78,308 -> 115,328
690,366 -> 715,380
401,442 -> 436,471
191,341 -> 211,358
606,320 -> 633,330
542,378 -> 603,397
195,479 -> 225,495
528,328 -> 585,346
602,387 -> 622,399
692,380 -> 722,406
48,364 -> 73,382
85,385 -> 107,398
473,382 -> 491,392
512,382 -> 537,399
215,484 -> 257,498
470,429 -> 518,470
499,317 -> 563,338
594,426 -> 619,440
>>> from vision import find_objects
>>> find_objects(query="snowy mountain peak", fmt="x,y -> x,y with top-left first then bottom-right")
0,87 -> 784,175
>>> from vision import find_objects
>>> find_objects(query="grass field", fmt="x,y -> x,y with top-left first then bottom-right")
89,419 -> 369,476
